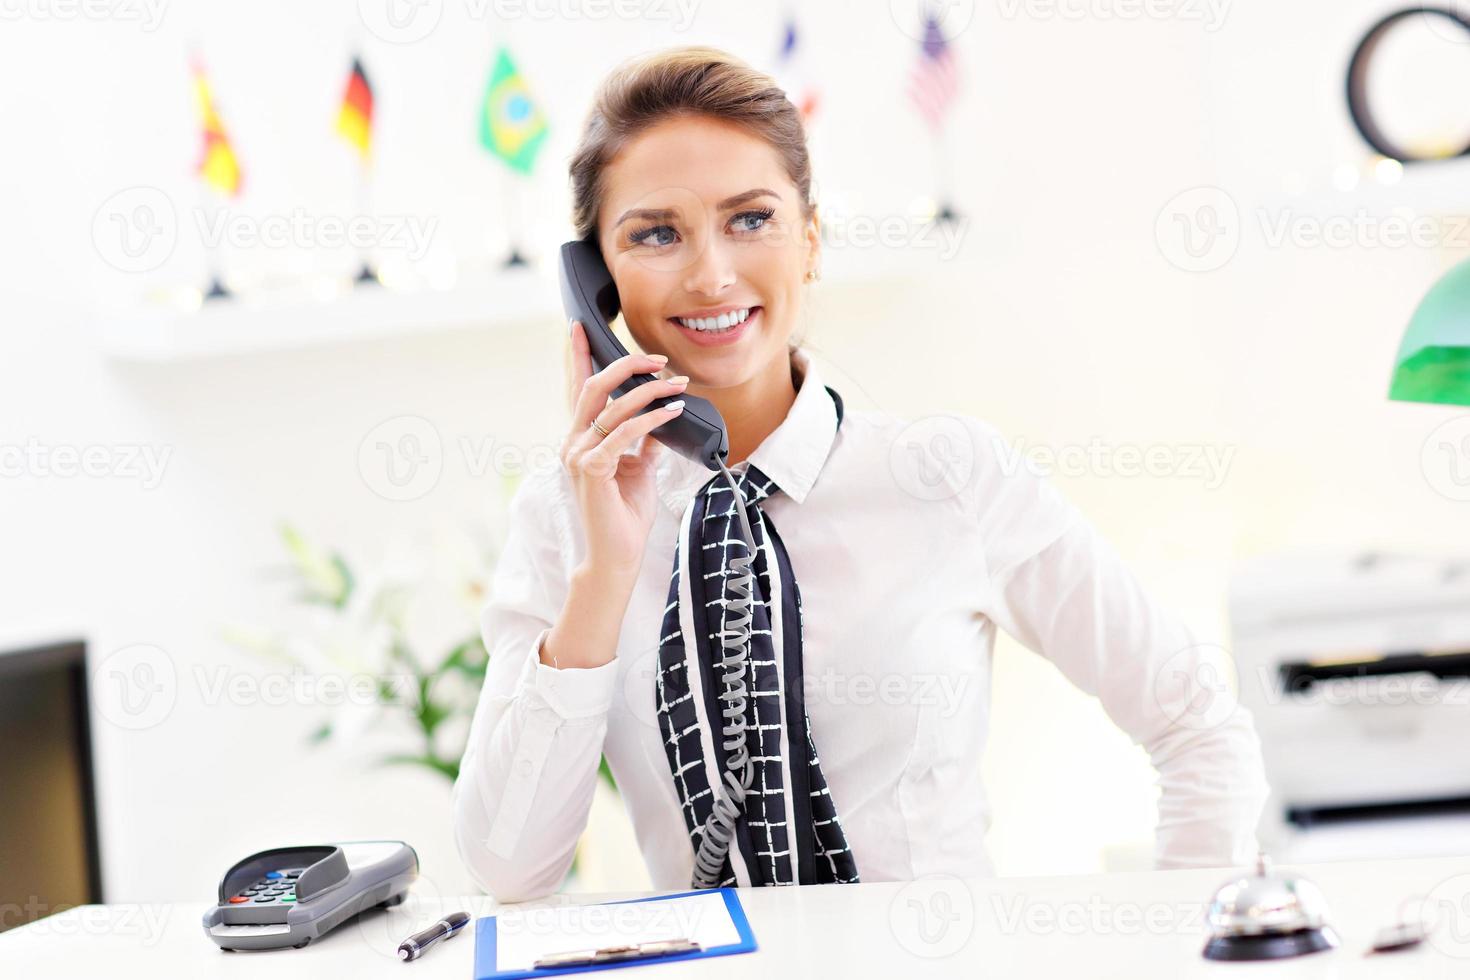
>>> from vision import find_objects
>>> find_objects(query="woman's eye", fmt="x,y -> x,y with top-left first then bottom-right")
732,208 -> 775,233
628,224 -> 677,248
628,208 -> 775,247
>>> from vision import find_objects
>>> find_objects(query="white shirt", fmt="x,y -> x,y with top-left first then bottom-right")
452,347 -> 1270,902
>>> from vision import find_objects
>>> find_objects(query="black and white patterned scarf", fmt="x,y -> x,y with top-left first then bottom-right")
655,384 -> 861,888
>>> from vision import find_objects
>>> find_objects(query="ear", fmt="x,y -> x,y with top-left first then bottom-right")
803,204 -> 821,277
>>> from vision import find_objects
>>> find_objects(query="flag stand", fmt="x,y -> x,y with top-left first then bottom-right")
190,56 -> 240,301
196,186 -> 232,301
500,170 -> 530,269
479,46 -> 547,270
336,55 -> 378,287
353,160 -> 378,286
908,7 -> 963,228
930,124 -> 961,227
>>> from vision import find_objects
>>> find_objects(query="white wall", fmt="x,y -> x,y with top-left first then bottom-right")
3,0 -> 1468,903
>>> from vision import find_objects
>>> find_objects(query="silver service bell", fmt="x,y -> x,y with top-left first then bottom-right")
1202,853 -> 1339,961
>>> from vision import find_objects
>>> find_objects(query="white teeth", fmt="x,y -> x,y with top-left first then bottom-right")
676,308 -> 751,332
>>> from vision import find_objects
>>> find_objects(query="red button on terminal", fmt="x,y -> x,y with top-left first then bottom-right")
228,896 -> 250,904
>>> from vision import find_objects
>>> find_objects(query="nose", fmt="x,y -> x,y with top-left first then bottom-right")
681,233 -> 736,297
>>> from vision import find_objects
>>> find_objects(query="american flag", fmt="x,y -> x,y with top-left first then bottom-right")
907,7 -> 961,131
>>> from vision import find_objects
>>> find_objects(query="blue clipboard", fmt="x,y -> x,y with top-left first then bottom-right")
473,888 -> 757,979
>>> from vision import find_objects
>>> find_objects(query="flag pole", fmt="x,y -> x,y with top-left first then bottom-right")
196,181 -> 230,300
355,157 -> 377,285
190,54 -> 232,300
932,121 -> 958,226
502,171 -> 528,268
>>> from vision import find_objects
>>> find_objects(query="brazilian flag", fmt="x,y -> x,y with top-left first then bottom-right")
478,47 -> 548,176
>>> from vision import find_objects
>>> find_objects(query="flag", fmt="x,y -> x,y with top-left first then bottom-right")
906,7 -> 961,132
192,59 -> 242,197
337,56 -> 374,163
776,13 -> 820,125
478,47 -> 548,176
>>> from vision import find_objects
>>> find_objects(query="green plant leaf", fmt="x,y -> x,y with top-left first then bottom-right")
280,523 -> 351,606
437,636 -> 489,678
417,694 -> 450,739
330,553 -> 355,608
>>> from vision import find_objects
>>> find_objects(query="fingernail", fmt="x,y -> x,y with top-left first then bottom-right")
664,400 -> 685,411
648,354 -> 669,363
667,375 -> 689,386
568,318 -> 577,336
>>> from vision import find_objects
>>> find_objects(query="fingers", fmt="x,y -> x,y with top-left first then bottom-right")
570,336 -> 669,431
586,400 -> 686,465
595,373 -> 689,433
567,320 -> 593,416
570,372 -> 687,464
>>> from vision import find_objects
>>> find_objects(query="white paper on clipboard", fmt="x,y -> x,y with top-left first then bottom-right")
493,891 -> 743,972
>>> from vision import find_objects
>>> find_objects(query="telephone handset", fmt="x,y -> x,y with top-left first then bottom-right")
557,237 -> 757,889
558,239 -> 729,470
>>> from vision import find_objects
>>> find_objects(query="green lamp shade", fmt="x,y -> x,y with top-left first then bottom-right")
1390,259 -> 1470,407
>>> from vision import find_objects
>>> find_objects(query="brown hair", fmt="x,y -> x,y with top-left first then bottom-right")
567,46 -> 815,243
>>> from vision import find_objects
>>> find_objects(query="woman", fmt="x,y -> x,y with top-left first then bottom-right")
452,46 -> 1269,902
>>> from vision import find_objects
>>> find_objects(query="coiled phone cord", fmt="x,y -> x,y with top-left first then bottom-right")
690,457 -> 760,889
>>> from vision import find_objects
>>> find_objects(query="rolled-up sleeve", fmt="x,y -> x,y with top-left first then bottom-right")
451,470 -> 621,902
970,420 -> 1270,871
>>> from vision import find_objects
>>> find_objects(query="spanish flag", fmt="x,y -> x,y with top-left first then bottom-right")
478,47 -> 547,176
337,57 -> 374,163
192,59 -> 242,197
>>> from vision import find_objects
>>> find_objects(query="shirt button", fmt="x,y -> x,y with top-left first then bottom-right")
519,759 -> 533,774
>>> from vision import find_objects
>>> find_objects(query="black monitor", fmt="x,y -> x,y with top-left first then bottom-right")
0,639 -> 103,932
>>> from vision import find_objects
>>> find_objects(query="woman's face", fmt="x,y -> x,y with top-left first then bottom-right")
595,113 -> 819,387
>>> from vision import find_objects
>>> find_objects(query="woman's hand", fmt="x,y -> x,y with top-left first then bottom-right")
561,319 -> 689,581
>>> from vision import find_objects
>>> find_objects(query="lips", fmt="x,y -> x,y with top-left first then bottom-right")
667,306 -> 760,348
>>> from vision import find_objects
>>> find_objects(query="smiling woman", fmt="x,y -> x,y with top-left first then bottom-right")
451,46 -> 1271,903
565,48 -> 822,465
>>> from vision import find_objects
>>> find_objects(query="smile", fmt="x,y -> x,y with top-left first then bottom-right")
667,306 -> 760,347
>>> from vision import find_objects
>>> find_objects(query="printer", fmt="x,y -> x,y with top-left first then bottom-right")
1230,552 -> 1470,863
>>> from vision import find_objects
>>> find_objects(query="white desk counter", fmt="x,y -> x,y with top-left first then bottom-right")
6,855 -> 1470,978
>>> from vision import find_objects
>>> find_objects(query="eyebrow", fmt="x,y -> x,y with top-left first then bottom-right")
613,188 -> 781,228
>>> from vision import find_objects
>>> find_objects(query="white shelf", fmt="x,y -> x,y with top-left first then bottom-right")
98,269 -> 558,363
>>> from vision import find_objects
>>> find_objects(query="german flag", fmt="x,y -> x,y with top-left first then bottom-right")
192,59 -> 242,197
337,57 -> 373,163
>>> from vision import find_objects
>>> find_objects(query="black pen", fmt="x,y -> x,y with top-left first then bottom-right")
398,911 -> 471,962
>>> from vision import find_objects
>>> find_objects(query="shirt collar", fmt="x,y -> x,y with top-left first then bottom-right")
655,346 -> 840,514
